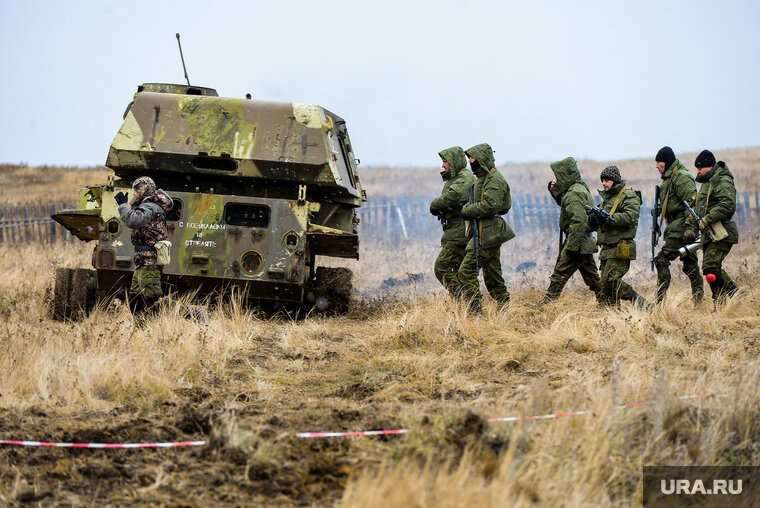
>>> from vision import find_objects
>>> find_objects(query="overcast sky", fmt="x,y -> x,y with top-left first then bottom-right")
1,0 -> 758,168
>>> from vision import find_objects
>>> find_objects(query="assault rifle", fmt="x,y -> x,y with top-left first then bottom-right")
469,185 -> 480,274
650,185 -> 661,271
585,205 -> 615,232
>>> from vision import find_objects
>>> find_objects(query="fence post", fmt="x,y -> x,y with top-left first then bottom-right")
49,204 -> 56,243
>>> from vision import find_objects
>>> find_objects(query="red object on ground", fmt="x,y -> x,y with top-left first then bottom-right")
705,273 -> 717,283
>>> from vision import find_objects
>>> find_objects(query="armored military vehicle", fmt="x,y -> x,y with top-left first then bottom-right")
52,81 -> 365,319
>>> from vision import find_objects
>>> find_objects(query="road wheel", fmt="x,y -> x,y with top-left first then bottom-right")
314,267 -> 353,314
53,268 -> 96,321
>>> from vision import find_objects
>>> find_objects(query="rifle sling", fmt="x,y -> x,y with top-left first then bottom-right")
658,167 -> 679,230
476,168 -> 497,240
609,186 -> 628,217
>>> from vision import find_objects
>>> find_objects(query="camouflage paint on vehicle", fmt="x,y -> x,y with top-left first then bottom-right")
53,82 -> 365,308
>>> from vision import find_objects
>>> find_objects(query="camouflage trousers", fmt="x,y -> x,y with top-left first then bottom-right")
129,265 -> 163,315
654,237 -> 703,303
599,257 -> 635,306
453,245 -> 510,305
544,250 -> 601,301
702,241 -> 737,301
434,245 -> 466,296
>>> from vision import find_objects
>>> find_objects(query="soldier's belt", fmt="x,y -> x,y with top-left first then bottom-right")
136,246 -> 156,252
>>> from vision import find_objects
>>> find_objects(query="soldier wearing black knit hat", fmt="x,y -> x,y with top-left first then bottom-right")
690,150 -> 740,305
652,146 -> 703,304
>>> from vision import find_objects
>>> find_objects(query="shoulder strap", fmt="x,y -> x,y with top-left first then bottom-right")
658,168 -> 679,227
609,186 -> 628,217
480,168 -> 496,201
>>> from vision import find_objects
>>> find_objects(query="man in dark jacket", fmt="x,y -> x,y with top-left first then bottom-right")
430,146 -> 476,295
535,157 -> 601,304
591,165 -> 648,307
652,146 -> 703,303
115,176 -> 173,316
451,143 -> 515,313
691,149 -> 739,303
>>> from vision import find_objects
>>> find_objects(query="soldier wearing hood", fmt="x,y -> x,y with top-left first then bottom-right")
652,146 -> 703,303
429,146 -> 476,295
451,143 -> 515,313
535,157 -> 601,304
690,150 -> 739,303
592,165 -> 649,308
115,176 -> 174,315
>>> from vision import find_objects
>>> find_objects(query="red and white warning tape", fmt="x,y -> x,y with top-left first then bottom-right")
0,440 -> 206,448
297,394 -> 712,438
297,429 -> 408,438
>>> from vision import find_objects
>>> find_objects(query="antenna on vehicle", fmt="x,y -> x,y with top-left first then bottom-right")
176,33 -> 191,86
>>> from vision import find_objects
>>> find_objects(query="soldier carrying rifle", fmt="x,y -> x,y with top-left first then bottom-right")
589,165 -> 650,308
689,150 -> 740,304
429,146 -> 475,296
450,143 -> 515,314
651,146 -> 703,304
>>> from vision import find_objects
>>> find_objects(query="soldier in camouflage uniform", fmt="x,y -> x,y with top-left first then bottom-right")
690,150 -> 739,303
590,165 -> 649,307
429,146 -> 476,295
451,143 -> 515,312
535,157 -> 601,304
115,176 -> 173,315
652,146 -> 703,303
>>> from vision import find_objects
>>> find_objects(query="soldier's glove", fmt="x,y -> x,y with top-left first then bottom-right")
698,218 -> 709,231
566,250 -> 584,263
687,214 -> 696,226
683,229 -> 696,244
114,192 -> 128,205
461,205 -> 474,219
429,204 -> 440,216
587,212 -> 605,229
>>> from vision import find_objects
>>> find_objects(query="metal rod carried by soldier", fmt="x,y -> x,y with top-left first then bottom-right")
590,165 -> 649,308
429,146 -> 475,296
651,146 -> 703,304
689,149 -> 740,305
449,143 -> 515,314
532,156 -> 601,306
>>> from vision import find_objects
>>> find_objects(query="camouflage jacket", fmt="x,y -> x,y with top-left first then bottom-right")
659,159 -> 697,240
549,157 -> 597,255
119,190 -> 173,267
596,180 -> 641,260
461,143 -> 516,250
430,146 -> 475,248
693,161 -> 739,245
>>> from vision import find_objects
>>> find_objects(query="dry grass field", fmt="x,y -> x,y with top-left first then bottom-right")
0,150 -> 759,506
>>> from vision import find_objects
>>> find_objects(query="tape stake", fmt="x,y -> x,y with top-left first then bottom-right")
0,440 -> 206,448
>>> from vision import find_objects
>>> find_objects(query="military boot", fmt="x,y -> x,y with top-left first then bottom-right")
526,294 -> 556,308
630,290 -> 653,311
467,299 -> 482,316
